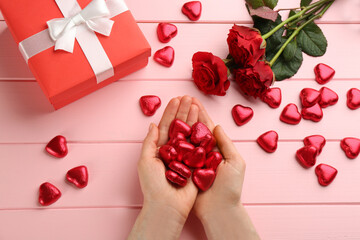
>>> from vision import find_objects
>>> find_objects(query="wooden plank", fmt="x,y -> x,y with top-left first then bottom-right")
1,205 -> 360,240
0,80 -> 359,143
1,141 -> 360,209
1,0 -> 359,22
1,23 -> 360,80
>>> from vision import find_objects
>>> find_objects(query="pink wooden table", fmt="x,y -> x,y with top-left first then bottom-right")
1,0 -> 360,239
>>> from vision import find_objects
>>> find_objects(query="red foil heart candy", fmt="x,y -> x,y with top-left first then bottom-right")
139,95 -> 161,116
315,164 -> 338,186
340,137 -> 360,159
66,166 -> 88,188
319,87 -> 338,108
157,23 -> 178,43
169,119 -> 192,138
183,147 -> 206,168
296,146 -> 317,168
174,141 -> 195,161
169,161 -> 191,178
280,103 -> 301,125
199,133 -> 216,153
167,132 -> 186,146
204,151 -> 222,171
261,87 -> 282,108
182,1 -> 202,21
165,170 -> 187,187
231,104 -> 254,126
153,46 -> 175,67
39,182 -> 62,206
300,88 -> 320,107
192,168 -> 216,191
159,145 -> 178,165
45,135 -> 68,158
257,130 -> 278,153
301,103 -> 323,122
190,122 -> 212,145
346,88 -> 360,110
303,135 -> 326,156
314,63 -> 335,84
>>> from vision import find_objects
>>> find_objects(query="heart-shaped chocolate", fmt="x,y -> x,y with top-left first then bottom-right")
303,135 -> 326,156
190,122 -> 212,145
169,119 -> 192,138
199,133 -> 216,153
340,137 -> 360,159
301,103 -> 323,122
165,170 -> 187,187
300,88 -> 320,107
66,166 -> 88,188
280,103 -> 301,125
314,63 -> 335,84
182,1 -> 202,21
169,161 -> 191,178
174,141 -> 195,161
183,147 -> 206,168
159,145 -> 178,165
296,146 -> 317,168
192,169 -> 216,191
231,104 -> 254,126
139,95 -> 161,116
167,132 -> 186,146
39,182 -> 62,206
319,87 -> 338,108
261,87 -> 282,108
204,151 -> 222,171
45,135 -> 68,158
154,46 -> 175,67
257,130 -> 278,153
346,88 -> 360,110
315,164 -> 338,186
157,23 -> 178,43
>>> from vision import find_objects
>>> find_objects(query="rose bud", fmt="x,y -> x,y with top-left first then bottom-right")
227,25 -> 266,68
192,52 -> 230,96
233,61 -> 274,98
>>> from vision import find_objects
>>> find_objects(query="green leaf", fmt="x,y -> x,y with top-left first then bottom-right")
253,14 -> 284,54
269,39 -> 303,81
297,22 -> 327,57
283,39 -> 297,61
301,0 -> 312,7
246,0 -> 278,9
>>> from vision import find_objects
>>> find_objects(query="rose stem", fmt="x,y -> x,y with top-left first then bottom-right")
269,1 -> 334,67
262,0 -> 332,40
287,4 -> 324,27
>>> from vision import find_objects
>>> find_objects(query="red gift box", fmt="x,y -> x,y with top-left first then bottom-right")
0,0 -> 151,109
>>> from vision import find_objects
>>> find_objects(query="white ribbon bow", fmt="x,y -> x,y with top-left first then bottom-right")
47,0 -> 114,53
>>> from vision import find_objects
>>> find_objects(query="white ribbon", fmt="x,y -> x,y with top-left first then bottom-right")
18,0 -> 129,83
47,0 -> 114,53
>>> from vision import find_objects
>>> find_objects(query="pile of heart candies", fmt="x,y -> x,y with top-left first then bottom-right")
159,119 -> 222,191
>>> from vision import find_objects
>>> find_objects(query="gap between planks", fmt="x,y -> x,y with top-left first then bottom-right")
3,202 -> 360,211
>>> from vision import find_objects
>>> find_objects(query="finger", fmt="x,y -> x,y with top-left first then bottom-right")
192,97 -> 215,131
175,95 -> 192,122
140,123 -> 160,160
213,125 -> 241,162
158,98 -> 180,146
186,104 -> 199,126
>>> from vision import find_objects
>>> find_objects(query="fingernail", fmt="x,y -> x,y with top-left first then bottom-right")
149,123 -> 154,131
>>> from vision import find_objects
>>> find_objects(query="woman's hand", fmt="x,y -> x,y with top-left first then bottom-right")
192,98 -> 260,240
128,96 -> 199,240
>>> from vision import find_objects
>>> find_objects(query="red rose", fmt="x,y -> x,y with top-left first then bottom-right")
227,25 -> 266,68
234,61 -> 274,98
192,52 -> 230,96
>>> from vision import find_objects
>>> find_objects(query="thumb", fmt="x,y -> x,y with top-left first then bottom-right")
213,125 -> 241,163
141,123 -> 159,159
